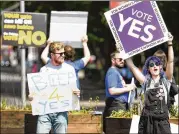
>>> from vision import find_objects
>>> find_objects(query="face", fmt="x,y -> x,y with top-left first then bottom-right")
113,53 -> 124,68
157,56 -> 165,69
51,48 -> 65,65
148,60 -> 161,76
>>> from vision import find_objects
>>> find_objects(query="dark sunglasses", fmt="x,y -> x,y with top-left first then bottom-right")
53,52 -> 64,56
149,62 -> 160,67
115,58 -> 123,62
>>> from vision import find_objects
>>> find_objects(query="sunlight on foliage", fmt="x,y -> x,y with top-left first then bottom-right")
169,105 -> 179,118
1,99 -> 32,111
1,97 -> 100,115
69,96 -> 100,115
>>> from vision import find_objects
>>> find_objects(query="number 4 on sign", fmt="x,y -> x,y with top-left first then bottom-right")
49,88 -> 63,100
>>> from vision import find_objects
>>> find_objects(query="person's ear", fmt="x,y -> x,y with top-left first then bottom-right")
50,53 -> 53,58
111,58 -> 115,63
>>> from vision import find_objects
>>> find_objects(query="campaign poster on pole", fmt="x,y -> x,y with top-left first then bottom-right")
49,11 -> 88,48
2,11 -> 47,47
104,1 -> 169,59
27,70 -> 80,115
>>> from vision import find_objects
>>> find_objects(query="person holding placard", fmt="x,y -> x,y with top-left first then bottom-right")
126,42 -> 174,134
103,50 -> 136,133
153,32 -> 173,73
153,33 -> 178,108
41,35 -> 90,89
29,42 -> 80,133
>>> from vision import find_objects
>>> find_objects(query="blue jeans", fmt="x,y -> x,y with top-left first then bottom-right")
36,112 -> 68,134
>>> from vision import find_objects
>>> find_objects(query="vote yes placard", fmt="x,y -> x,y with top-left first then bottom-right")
105,1 -> 168,59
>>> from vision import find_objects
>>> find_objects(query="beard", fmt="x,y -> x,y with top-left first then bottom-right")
54,57 -> 64,65
115,64 -> 124,68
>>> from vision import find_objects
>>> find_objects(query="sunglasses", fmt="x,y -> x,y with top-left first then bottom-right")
115,58 -> 123,62
149,62 -> 160,67
53,52 -> 64,56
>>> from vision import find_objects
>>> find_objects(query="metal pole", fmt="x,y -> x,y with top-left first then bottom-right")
20,1 -> 26,107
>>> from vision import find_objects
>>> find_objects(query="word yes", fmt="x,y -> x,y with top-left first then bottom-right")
38,100 -> 69,114
118,8 -> 156,42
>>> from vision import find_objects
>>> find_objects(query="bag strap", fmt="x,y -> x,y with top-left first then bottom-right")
161,78 -> 169,94
160,78 -> 170,107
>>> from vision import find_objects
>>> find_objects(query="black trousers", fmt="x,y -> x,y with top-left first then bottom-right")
103,97 -> 128,133
138,108 -> 171,134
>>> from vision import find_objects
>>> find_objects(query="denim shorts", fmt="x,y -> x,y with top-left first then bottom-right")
36,112 -> 68,134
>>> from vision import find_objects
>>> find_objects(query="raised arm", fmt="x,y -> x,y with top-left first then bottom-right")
126,58 -> 145,85
41,40 -> 51,64
81,35 -> 91,66
165,32 -> 174,81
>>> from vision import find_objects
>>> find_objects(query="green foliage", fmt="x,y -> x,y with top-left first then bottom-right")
69,106 -> 91,115
109,110 -> 131,118
0,1 -> 18,11
1,97 -> 100,115
109,103 -> 179,119
1,99 -> 32,111
1,1 -> 179,83
109,104 -> 139,118
69,96 -> 100,115
169,105 -> 179,118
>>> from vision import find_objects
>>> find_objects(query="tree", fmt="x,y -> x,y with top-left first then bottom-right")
1,1 -> 179,83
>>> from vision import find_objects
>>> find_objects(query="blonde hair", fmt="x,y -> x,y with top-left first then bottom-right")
49,42 -> 64,53
110,50 -> 120,59
64,45 -> 76,61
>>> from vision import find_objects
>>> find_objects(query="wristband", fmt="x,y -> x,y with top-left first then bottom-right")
168,44 -> 173,46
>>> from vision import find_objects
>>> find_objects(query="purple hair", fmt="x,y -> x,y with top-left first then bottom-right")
142,56 -> 165,77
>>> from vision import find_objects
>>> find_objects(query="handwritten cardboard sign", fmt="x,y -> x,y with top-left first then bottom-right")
27,71 -> 80,115
105,1 -> 168,59
2,11 -> 47,47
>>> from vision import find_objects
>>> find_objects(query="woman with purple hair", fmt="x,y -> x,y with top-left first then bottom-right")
126,53 -> 174,133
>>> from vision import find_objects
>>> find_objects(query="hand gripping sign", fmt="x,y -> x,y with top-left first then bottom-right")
104,1 -> 169,59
